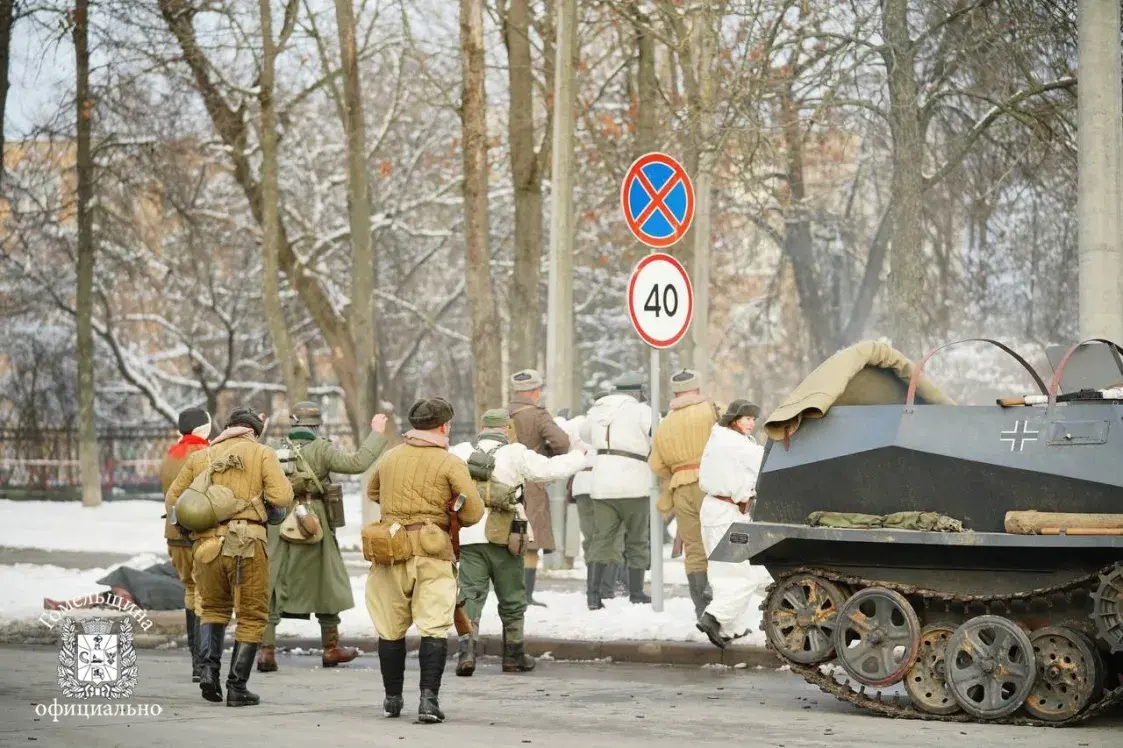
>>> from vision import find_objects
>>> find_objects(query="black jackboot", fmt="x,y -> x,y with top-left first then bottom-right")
628,568 -> 652,604
686,572 -> 712,620
186,610 -> 203,682
696,612 -> 728,650
598,564 -> 619,599
198,623 -> 227,703
586,563 -> 605,610
524,568 -> 547,608
378,638 -> 407,718
455,621 -> 478,677
417,636 -> 448,724
225,641 -> 260,707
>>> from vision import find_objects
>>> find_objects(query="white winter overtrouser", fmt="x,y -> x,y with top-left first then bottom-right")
700,496 -> 773,639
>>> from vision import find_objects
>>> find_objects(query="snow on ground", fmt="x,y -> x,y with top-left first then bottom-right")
0,492 -> 367,555
0,552 -> 165,619
0,499 -> 170,554
273,574 -> 766,648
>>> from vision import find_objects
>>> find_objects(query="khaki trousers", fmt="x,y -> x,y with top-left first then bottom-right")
365,556 -> 457,640
168,543 -> 201,615
671,482 -> 708,574
194,538 -> 270,643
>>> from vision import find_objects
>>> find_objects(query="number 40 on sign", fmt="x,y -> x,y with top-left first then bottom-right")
627,253 -> 694,349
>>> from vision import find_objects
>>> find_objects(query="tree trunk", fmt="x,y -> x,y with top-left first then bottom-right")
0,0 -> 14,186
779,81 -> 833,362
74,0 -> 102,507
882,0 -> 927,360
504,0 -> 543,374
258,0 -> 307,403
460,0 -> 503,419
334,0 -> 377,436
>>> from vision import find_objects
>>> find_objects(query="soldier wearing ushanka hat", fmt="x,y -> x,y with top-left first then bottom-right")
365,397 -> 484,723
648,369 -> 724,621
507,369 -> 572,607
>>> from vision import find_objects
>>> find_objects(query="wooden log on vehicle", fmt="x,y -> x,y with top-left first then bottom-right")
1005,510 -> 1123,534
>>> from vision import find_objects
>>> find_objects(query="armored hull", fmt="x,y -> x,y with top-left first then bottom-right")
711,340 -> 1123,726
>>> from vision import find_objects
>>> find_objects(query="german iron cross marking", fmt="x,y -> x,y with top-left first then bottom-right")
1001,420 -> 1039,452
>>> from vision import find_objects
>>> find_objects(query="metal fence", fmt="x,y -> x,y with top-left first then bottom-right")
0,420 -> 478,501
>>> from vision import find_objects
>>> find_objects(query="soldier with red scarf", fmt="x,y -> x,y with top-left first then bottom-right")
160,408 -> 212,682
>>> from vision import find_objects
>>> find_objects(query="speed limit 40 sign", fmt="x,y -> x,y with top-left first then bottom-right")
627,253 -> 693,349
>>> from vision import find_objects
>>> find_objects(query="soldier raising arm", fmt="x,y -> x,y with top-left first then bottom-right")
258,402 -> 389,673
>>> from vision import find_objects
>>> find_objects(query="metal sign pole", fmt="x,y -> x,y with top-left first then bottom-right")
648,345 -> 663,612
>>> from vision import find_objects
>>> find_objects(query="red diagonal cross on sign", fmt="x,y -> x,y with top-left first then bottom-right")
633,168 -> 684,232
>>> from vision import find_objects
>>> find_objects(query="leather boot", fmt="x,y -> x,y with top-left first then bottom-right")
455,621 -> 478,677
378,638 -> 406,718
696,612 -> 728,650
524,568 -> 547,608
198,623 -> 226,703
417,636 -> 447,724
501,620 -> 536,673
686,572 -> 712,620
320,625 -> 359,667
256,645 -> 277,673
598,564 -> 617,599
586,563 -> 605,610
628,568 -> 652,604
613,565 -> 629,598
225,641 -> 261,707
186,610 -> 203,682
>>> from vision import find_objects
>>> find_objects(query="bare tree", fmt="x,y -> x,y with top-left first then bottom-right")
74,0 -> 102,506
259,0 -> 309,402
0,0 -> 16,186
459,0 -> 502,417
334,0 -> 377,434
499,0 -> 551,373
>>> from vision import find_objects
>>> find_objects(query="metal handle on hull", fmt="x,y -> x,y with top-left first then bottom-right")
905,338 -> 1048,407
1047,338 -> 1123,407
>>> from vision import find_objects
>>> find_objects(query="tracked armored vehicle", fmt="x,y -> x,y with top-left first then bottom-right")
710,339 -> 1123,726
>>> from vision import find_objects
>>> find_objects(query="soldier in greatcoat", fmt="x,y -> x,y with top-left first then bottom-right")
257,401 -> 388,672
508,369 -> 571,607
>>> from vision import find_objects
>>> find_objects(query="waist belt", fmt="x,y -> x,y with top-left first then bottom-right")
220,519 -> 265,527
672,462 -> 700,474
712,495 -> 750,515
597,448 -> 648,463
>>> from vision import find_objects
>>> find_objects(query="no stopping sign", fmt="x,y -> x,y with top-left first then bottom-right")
627,253 -> 693,349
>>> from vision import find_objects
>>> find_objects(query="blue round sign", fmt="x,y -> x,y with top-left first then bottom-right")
620,152 -> 695,248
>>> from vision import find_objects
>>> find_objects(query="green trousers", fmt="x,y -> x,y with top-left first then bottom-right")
577,495 -> 623,562
458,543 -> 527,628
588,497 -> 650,569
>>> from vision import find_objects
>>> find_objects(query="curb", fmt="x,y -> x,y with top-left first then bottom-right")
4,610 -> 779,669
274,635 -> 778,668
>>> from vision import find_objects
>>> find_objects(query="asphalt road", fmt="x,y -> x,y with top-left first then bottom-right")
0,645 -> 1119,748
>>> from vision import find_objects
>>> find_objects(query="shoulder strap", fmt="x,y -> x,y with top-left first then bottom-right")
289,440 -> 325,494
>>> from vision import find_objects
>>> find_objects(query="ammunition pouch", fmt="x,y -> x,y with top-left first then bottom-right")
194,536 -> 223,565
418,521 -> 452,558
362,522 -> 414,565
221,521 -> 266,559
